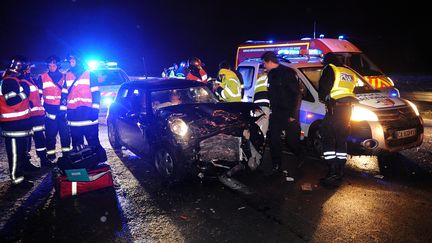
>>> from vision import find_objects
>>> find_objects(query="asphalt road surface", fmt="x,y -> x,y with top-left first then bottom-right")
0,120 -> 432,242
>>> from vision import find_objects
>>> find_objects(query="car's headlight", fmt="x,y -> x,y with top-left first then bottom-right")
351,106 -> 378,121
406,100 -> 420,116
169,118 -> 188,137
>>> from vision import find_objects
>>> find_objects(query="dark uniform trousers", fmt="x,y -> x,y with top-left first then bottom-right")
320,101 -> 352,170
45,114 -> 71,156
269,111 -> 304,169
5,135 -> 30,183
70,123 -> 107,162
28,115 -> 47,161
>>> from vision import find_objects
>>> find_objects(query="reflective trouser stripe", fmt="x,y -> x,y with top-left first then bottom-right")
324,155 -> 336,160
47,149 -> 56,155
60,106 -> 67,111
323,151 -> 336,155
72,182 -> 77,195
36,147 -> 46,152
32,125 -> 45,132
68,120 -> 99,126
11,138 -> 17,181
46,113 -> 56,120
62,147 -> 72,152
2,130 -> 33,137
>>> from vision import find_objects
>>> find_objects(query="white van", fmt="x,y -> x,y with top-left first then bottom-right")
237,56 -> 424,156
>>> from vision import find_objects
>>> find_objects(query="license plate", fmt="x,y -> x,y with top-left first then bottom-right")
395,128 -> 416,139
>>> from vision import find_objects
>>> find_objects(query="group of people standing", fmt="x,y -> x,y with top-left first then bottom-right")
0,53 -> 107,188
253,51 -> 357,188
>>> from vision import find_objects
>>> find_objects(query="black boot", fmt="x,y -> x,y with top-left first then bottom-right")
320,162 -> 341,188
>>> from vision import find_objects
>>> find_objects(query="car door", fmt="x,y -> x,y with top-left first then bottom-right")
119,88 -> 149,155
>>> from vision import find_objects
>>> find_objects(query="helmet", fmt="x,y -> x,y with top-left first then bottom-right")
187,57 -> 203,69
7,56 -> 30,75
65,51 -> 80,62
46,55 -> 60,65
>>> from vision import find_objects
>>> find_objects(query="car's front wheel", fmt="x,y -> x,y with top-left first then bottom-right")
154,146 -> 185,182
108,120 -> 121,150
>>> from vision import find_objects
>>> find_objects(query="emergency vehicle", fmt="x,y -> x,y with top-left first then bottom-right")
236,39 -> 423,156
86,60 -> 130,115
237,38 -> 395,94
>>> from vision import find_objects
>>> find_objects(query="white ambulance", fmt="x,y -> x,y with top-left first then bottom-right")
236,39 -> 423,156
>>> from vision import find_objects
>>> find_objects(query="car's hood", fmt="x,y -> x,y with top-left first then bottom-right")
356,93 -> 406,109
155,102 -> 261,137
156,102 -> 260,122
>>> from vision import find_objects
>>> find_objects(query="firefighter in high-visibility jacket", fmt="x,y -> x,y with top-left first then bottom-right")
0,57 -> 34,187
38,55 -> 71,162
214,66 -> 242,102
20,64 -> 51,167
318,53 -> 358,188
253,70 -> 270,136
64,53 -> 107,163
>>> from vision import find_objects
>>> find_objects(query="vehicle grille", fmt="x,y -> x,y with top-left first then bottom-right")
376,106 -> 422,148
375,106 -> 416,122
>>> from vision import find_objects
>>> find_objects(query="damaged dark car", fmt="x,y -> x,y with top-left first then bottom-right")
107,79 -> 265,182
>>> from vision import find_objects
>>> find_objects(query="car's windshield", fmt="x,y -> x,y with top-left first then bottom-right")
92,69 -> 129,86
330,52 -> 385,76
151,86 -> 218,111
300,66 -> 378,94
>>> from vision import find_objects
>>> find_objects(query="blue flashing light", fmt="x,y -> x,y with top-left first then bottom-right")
106,61 -> 118,67
268,40 -> 274,43
319,34 -> 325,38
308,49 -> 322,55
87,60 -> 100,70
389,88 -> 400,98
338,35 -> 344,40
102,97 -> 113,106
278,49 -> 300,55
301,37 -> 312,40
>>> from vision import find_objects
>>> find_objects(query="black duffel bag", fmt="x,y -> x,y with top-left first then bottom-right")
57,145 -> 100,172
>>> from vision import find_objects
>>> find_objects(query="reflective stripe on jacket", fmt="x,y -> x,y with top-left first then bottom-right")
329,64 -> 356,100
253,73 -> 270,107
217,68 -> 242,102
20,79 -> 45,117
41,72 -> 66,106
65,71 -> 92,109
0,77 -> 31,122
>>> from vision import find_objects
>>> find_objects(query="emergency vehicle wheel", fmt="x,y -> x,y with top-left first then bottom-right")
154,146 -> 185,182
108,121 -> 121,150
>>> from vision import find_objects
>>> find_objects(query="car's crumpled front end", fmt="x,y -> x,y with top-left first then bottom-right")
156,103 -> 265,177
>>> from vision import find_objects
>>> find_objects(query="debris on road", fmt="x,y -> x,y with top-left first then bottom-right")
238,206 -> 246,210
301,183 -> 313,191
374,174 -> 385,179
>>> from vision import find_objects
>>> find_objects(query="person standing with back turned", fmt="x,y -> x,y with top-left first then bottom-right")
261,51 -> 304,179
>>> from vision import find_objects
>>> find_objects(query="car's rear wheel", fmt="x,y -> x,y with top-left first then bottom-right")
154,146 -> 185,182
108,120 -> 121,150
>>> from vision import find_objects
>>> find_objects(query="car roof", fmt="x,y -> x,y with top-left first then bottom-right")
122,78 -> 207,90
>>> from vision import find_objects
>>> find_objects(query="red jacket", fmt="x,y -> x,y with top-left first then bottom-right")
20,79 -> 45,117
65,70 -> 92,109
186,69 -> 208,83
0,77 -> 31,122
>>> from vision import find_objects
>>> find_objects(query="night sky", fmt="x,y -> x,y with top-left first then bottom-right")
1,0 -> 430,77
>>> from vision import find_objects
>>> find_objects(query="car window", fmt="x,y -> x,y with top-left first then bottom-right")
92,69 -> 128,86
237,66 -> 255,90
130,88 -> 147,115
151,86 -> 218,112
299,78 -> 314,102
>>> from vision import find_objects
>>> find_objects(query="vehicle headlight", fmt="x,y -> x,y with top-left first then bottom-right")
169,118 -> 188,137
406,100 -> 420,116
351,106 -> 378,121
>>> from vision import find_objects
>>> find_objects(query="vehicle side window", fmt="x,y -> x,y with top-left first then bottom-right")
299,78 -> 314,102
130,89 -> 147,115
237,66 -> 255,90
116,88 -> 129,107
